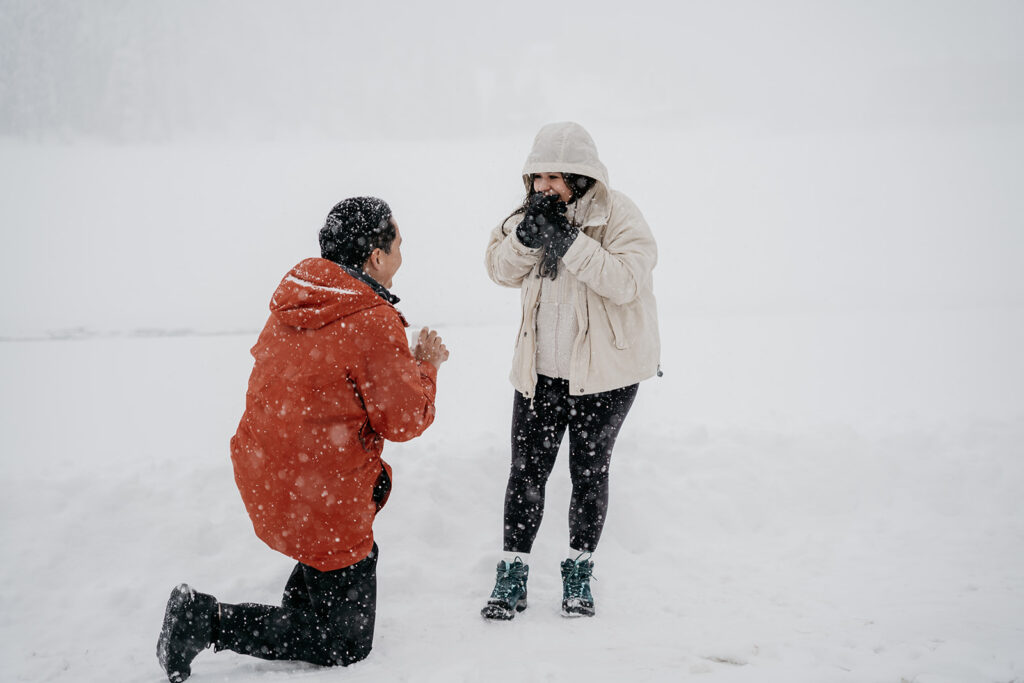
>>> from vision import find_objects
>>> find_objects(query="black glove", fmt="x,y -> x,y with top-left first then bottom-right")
538,200 -> 577,279
544,202 -> 576,258
515,193 -> 560,248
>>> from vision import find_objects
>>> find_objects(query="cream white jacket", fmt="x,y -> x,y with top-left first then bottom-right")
485,122 -> 660,397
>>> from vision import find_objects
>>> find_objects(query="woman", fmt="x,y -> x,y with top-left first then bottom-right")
482,122 -> 660,620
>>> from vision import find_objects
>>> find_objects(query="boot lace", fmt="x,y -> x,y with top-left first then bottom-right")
491,559 -> 527,602
562,553 -> 595,600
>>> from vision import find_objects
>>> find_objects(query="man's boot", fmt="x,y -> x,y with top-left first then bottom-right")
157,583 -> 218,682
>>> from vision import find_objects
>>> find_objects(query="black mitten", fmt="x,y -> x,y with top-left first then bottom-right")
516,193 -> 559,248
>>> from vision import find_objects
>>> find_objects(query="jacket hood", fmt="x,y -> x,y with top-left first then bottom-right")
522,121 -> 612,228
270,257 -> 387,330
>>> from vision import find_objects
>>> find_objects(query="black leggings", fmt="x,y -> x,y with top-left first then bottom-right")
503,376 -> 638,554
215,544 -> 377,667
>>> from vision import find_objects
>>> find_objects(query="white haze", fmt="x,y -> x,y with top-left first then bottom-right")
1,2 -> 1023,682
2,1 -> 1024,337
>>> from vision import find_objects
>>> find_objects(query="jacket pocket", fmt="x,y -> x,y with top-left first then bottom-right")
358,418 -> 381,452
602,299 -> 631,350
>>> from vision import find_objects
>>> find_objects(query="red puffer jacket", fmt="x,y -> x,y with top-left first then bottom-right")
230,257 -> 437,571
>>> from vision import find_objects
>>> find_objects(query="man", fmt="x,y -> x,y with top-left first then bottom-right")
157,197 -> 448,682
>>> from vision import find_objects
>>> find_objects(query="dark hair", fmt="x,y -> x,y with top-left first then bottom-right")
319,197 -> 395,269
562,173 -> 597,201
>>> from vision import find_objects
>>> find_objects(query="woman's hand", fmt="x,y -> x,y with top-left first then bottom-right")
542,198 -> 574,253
516,193 -> 561,248
537,198 -> 576,279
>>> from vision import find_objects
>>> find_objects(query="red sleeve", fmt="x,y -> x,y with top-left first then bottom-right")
350,306 -> 438,443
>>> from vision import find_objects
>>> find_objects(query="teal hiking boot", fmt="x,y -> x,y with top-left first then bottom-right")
481,558 -> 529,620
560,554 -> 595,617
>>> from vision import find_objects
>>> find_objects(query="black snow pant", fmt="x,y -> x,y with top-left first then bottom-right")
215,544 -> 377,667
503,376 -> 639,554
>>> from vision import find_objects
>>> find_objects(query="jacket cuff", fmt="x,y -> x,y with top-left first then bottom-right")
418,359 -> 439,386
509,231 -> 543,255
560,230 -> 596,272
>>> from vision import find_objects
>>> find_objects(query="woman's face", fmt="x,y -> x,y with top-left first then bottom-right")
532,173 -> 573,202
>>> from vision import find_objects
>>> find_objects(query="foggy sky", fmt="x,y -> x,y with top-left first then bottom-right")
1,1 -> 1022,338
2,0 -> 1022,141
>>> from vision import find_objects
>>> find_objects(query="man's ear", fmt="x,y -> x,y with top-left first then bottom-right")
365,248 -> 389,278
365,248 -> 380,270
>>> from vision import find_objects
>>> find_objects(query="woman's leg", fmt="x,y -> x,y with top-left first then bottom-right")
502,376 -> 571,553
565,383 -> 639,552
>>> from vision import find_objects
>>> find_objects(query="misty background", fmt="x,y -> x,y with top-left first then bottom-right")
3,0 -> 1022,140
1,0 -> 1022,340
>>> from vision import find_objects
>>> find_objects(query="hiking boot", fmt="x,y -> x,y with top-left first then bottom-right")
560,554 -> 595,617
156,583 -> 218,682
480,558 -> 529,620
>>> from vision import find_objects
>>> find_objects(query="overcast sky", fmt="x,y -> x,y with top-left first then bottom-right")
1,1 -> 1022,337
2,0 -> 1022,141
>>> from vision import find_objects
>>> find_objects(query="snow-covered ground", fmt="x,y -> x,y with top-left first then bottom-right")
1,306 -> 1023,682
2,129 -> 1023,683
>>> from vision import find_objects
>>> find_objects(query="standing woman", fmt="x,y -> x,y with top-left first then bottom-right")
482,122 -> 660,620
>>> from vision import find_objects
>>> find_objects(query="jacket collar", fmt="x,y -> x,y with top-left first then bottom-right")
340,264 -> 401,305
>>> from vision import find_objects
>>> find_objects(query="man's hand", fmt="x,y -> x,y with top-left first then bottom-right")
413,327 -> 450,370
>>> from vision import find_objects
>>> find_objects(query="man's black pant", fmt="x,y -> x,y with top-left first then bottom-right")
216,544 -> 377,667
503,376 -> 639,554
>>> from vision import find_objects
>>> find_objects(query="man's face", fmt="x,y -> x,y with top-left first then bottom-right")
366,219 -> 402,289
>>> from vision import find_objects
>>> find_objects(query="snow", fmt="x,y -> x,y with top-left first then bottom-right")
2,310 -> 1022,681
2,2 -> 1024,682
